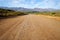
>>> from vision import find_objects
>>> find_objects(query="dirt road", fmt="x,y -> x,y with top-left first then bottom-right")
0,14 -> 60,40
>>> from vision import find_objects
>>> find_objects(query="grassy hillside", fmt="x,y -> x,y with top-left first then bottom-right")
0,8 -> 60,17
0,8 -> 27,17
40,11 -> 60,17
29,11 -> 60,17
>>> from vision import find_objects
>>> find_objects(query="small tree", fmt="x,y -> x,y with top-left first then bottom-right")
50,12 -> 56,16
52,13 -> 55,15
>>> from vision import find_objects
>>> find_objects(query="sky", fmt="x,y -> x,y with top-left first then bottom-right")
0,0 -> 60,9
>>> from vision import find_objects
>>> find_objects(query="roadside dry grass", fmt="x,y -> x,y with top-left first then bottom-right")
37,14 -> 60,21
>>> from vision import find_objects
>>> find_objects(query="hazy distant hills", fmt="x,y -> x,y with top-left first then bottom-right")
33,8 -> 58,12
0,7 -> 59,12
0,7 -> 33,12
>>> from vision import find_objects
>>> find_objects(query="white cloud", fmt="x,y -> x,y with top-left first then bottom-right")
34,0 -> 55,8
7,0 -> 60,9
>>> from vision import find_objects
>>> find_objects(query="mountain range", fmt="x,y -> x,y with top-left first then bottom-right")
0,7 -> 59,12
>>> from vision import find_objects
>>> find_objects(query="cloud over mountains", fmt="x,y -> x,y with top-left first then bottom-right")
0,0 -> 60,9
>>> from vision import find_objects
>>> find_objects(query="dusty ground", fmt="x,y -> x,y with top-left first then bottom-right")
38,15 -> 60,21
0,14 -> 60,40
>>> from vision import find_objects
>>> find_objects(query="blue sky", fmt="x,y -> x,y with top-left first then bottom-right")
0,0 -> 60,9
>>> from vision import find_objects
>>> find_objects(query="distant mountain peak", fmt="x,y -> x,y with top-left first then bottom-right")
0,7 -> 59,12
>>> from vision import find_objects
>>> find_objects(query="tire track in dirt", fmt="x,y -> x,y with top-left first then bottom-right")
0,14 -> 60,40
30,15 -> 60,40
0,16 -> 22,36
0,16 -> 25,40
